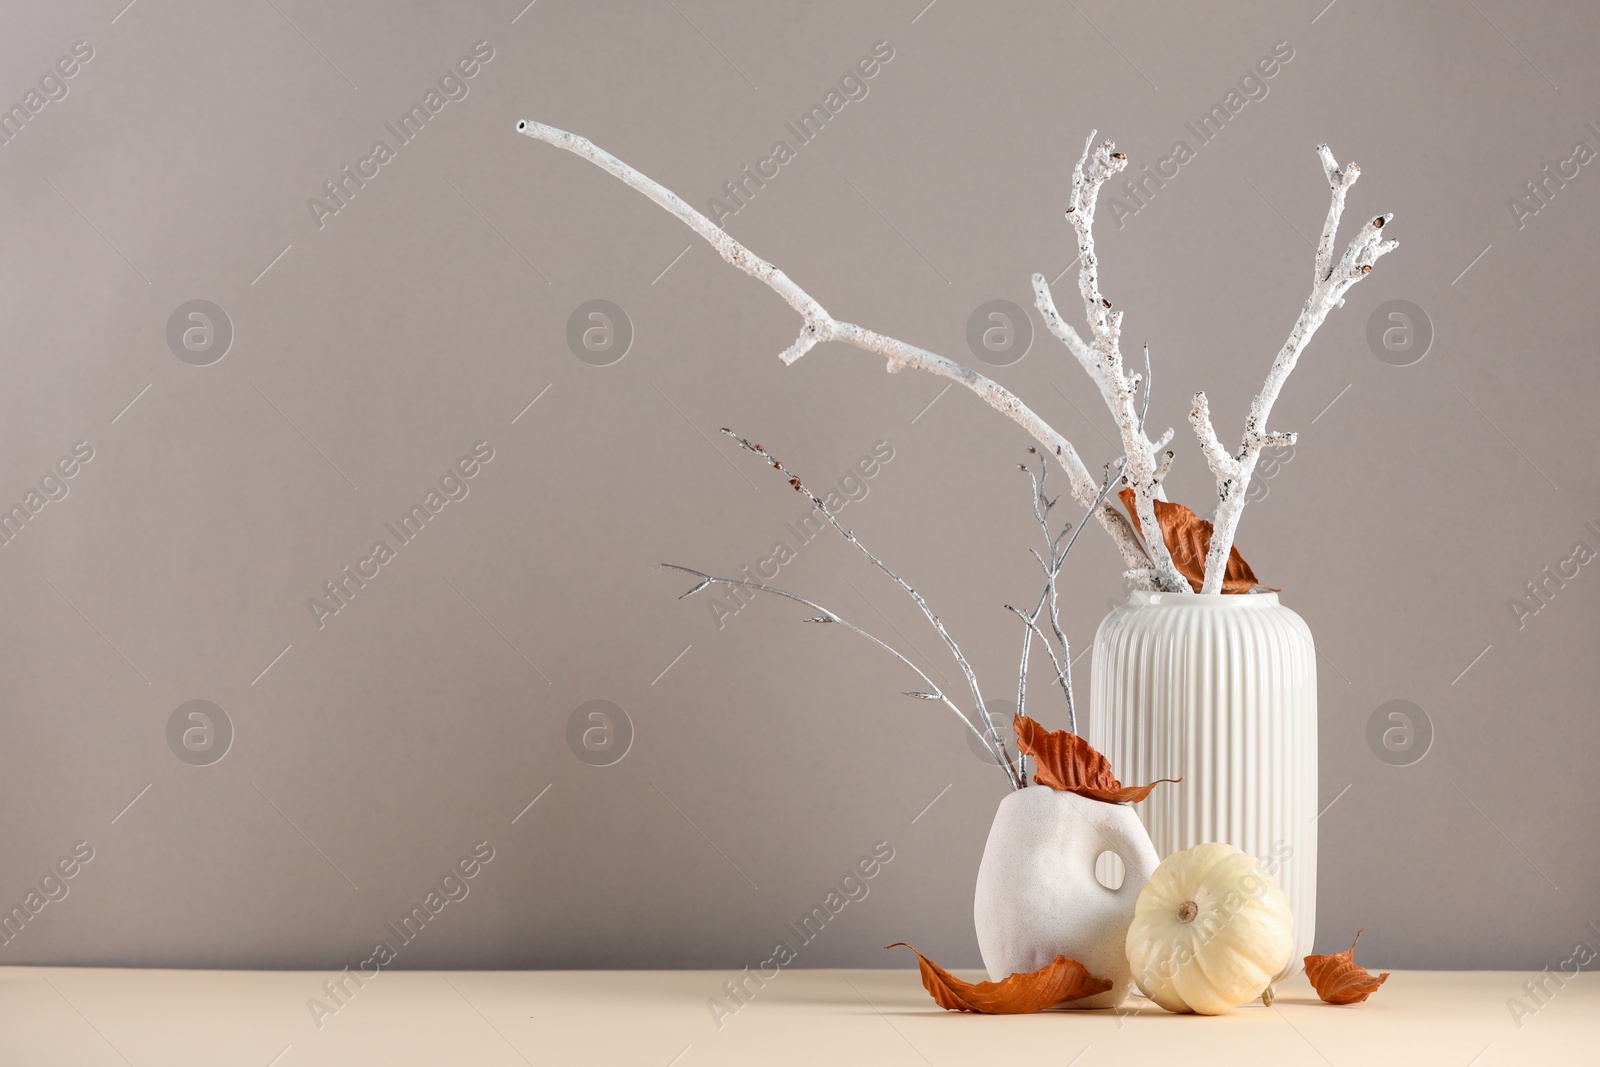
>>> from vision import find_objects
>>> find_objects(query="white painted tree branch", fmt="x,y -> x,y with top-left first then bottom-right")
514,120 -> 1154,574
1193,144 -> 1397,593
1314,143 -> 1354,285
1032,282 -> 1171,503
1037,132 -> 1188,594
1031,272 -> 1116,414
519,121 -> 1399,602
1189,391 -> 1239,486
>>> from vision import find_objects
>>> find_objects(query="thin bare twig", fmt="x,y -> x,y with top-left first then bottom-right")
722,430 -> 1021,788
664,565 -> 1018,779
1010,455 -> 1123,736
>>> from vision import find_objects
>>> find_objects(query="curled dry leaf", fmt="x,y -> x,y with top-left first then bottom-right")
886,943 -> 1111,1013
1118,488 -> 1267,594
1013,714 -> 1177,803
1304,929 -> 1390,1005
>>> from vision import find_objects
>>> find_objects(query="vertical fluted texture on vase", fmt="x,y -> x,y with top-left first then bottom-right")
1089,592 -> 1318,971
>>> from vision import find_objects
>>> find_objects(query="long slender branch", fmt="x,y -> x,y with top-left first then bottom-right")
520,120 -> 1399,601
663,565 -> 1020,785
515,119 -> 1152,573
1193,144 -> 1397,592
719,430 -> 1020,787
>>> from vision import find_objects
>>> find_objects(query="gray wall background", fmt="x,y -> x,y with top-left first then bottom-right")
1,0 -> 1595,975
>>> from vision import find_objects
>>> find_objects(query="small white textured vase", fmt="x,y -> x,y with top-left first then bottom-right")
973,787 -> 1159,1009
1089,590 -> 1317,973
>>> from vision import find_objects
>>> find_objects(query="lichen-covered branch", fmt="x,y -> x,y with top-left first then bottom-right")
1189,391 -> 1239,487
515,119 -> 1153,574
1192,144 -> 1397,593
1032,133 -> 1188,593
1032,272 -> 1115,415
519,121 -> 1399,604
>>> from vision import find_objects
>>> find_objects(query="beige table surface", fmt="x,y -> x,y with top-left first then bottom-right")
0,966 -> 1592,1065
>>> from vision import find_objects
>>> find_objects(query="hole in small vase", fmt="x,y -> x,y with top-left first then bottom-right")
1094,850 -> 1126,890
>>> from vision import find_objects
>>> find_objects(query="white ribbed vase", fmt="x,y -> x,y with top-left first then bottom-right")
1089,591 -> 1317,971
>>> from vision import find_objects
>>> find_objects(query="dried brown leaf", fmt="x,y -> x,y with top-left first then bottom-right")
1118,487 -> 1267,594
1013,714 -> 1177,803
886,943 -> 1111,1013
1304,929 -> 1390,1005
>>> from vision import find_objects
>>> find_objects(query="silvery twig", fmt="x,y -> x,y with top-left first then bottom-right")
662,564 -> 1019,783
720,430 -> 1018,787
1009,456 -> 1124,736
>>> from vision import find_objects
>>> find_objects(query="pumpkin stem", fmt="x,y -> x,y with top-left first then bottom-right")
1176,900 -> 1198,923
1261,985 -> 1275,1007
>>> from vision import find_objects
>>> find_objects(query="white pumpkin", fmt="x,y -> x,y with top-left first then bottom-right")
1124,842 -> 1294,1015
